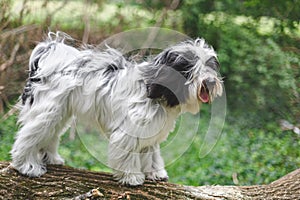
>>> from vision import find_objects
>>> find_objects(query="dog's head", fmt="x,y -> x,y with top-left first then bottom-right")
145,38 -> 223,113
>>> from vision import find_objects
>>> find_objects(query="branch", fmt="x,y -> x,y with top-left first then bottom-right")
0,161 -> 299,199
0,43 -> 20,72
82,0 -> 91,44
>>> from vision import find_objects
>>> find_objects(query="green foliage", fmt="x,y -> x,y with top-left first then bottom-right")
218,21 -> 297,124
0,115 -> 17,160
182,0 -> 300,33
167,122 -> 300,186
59,132 -> 111,173
222,0 -> 300,32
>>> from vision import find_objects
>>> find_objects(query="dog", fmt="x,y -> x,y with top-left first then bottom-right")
11,31 -> 223,186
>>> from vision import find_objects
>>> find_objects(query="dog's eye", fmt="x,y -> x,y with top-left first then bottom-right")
169,57 -> 193,79
205,56 -> 220,71
166,53 -> 190,67
166,52 -> 178,65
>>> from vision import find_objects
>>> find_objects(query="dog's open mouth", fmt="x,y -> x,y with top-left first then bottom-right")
198,83 -> 210,103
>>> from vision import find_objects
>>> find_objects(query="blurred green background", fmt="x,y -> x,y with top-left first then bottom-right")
0,0 -> 299,186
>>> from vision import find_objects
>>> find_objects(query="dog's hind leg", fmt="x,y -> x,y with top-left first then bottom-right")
40,116 -> 71,165
11,89 -> 72,177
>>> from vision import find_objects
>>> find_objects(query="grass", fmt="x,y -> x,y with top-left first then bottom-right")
168,123 -> 300,185
0,115 -> 18,161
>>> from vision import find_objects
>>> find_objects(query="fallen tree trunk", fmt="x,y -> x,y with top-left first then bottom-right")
0,161 -> 299,199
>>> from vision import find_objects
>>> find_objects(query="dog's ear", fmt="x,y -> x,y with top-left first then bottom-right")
146,50 -> 191,107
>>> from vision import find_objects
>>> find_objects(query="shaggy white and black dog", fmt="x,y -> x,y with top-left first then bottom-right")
11,32 -> 223,186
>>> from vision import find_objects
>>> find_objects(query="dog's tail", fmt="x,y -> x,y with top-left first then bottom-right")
21,31 -> 79,105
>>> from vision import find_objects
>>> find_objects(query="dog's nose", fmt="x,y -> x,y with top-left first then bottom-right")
205,78 -> 216,91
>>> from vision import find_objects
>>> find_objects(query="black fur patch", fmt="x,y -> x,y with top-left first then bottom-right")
146,66 -> 189,107
146,50 -> 193,107
21,81 -> 32,105
21,73 -> 41,105
21,47 -> 44,105
103,63 -> 119,75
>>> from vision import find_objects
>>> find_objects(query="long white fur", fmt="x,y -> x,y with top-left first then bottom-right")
11,32 -> 222,186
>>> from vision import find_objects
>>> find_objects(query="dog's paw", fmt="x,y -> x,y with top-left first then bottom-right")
145,169 -> 169,182
27,165 -> 47,177
114,172 -> 145,186
51,156 -> 65,165
13,162 -> 47,177
44,153 -> 65,165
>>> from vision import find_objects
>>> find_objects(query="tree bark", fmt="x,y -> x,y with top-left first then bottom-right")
0,161 -> 299,200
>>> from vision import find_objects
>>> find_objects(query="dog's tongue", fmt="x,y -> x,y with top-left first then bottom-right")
198,88 -> 210,103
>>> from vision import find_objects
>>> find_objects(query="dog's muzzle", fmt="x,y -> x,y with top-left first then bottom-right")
198,78 -> 216,103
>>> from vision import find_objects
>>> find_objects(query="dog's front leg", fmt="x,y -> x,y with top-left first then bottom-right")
108,131 -> 145,186
141,144 -> 169,182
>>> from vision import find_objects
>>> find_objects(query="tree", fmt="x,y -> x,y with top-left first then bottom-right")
0,161 -> 299,199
